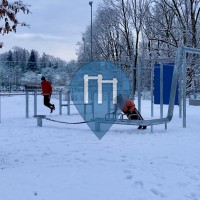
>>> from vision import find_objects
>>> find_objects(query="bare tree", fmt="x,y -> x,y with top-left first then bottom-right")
142,0 -> 200,94
93,6 -> 121,61
142,0 -> 178,59
162,0 -> 200,47
163,0 -> 200,93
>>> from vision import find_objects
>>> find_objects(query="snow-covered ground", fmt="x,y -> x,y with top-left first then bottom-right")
0,94 -> 200,200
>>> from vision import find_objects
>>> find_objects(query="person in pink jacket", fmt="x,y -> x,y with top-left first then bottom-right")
41,76 -> 55,113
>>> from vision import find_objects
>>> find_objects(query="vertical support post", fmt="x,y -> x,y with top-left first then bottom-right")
167,47 -> 181,120
182,50 -> 187,128
34,91 -> 37,116
151,62 -> 154,117
165,123 -> 167,130
107,91 -> 111,119
160,62 -> 163,118
59,90 -> 62,115
89,1 -> 93,61
37,117 -> 42,127
137,57 -> 141,113
67,91 -> 70,115
178,67 -> 183,118
26,90 -> 29,118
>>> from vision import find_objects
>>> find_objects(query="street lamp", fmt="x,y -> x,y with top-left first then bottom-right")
89,1 -> 93,61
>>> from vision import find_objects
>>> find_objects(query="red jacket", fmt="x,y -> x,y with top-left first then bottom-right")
121,99 -> 135,114
41,80 -> 52,95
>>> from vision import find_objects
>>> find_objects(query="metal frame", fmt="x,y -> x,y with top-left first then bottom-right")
179,46 -> 200,127
1,46 -> 199,131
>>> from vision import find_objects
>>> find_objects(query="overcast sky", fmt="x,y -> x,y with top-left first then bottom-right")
0,0 -> 102,61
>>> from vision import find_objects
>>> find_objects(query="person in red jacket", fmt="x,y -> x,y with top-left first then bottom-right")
114,94 -> 146,129
41,76 -> 55,113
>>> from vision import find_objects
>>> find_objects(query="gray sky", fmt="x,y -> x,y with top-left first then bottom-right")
0,0 -> 102,61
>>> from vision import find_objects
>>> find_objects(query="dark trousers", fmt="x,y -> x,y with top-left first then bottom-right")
127,108 -> 144,120
126,108 -> 146,129
43,95 -> 53,109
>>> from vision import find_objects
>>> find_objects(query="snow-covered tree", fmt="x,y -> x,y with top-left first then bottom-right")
21,71 -> 40,84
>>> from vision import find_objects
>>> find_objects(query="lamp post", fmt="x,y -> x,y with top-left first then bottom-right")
89,1 -> 93,61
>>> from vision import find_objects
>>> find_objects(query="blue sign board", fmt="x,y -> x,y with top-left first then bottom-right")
154,64 -> 178,105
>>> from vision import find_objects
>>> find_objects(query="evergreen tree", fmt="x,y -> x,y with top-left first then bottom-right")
27,50 -> 37,72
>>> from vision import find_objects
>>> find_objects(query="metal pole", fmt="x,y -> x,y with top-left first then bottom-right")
150,62 -> 154,117
89,1 -> 93,61
160,62 -> 163,118
34,91 -> 37,116
182,50 -> 187,127
131,49 -> 134,100
137,57 -> 141,113
92,91 -> 94,119
59,90 -> 62,115
67,91 -> 70,115
26,90 -> 29,118
107,91 -> 111,118
37,116 -> 43,127
176,47 -> 183,119
179,63 -> 183,119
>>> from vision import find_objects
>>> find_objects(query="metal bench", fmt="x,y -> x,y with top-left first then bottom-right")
94,116 -> 169,133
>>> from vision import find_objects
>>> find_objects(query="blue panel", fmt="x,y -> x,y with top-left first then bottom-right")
154,64 -> 178,105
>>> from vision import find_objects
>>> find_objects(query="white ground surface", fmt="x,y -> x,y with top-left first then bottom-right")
0,94 -> 200,200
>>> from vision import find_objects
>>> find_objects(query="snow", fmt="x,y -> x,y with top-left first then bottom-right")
0,94 -> 200,200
